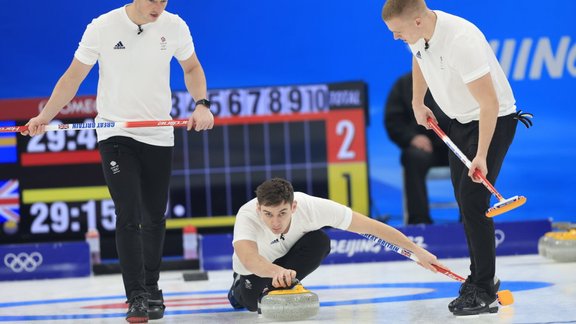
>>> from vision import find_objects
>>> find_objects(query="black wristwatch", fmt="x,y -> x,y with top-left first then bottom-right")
195,98 -> 211,109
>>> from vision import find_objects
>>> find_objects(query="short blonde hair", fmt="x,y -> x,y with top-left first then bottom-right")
382,0 -> 427,21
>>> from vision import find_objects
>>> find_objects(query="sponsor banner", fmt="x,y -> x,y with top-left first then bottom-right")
325,219 -> 551,265
0,96 -> 97,120
200,220 -> 551,270
0,242 -> 90,281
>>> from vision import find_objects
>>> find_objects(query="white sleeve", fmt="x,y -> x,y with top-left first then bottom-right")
232,209 -> 259,244
451,32 -> 490,84
74,20 -> 100,65
302,195 -> 353,230
174,16 -> 195,61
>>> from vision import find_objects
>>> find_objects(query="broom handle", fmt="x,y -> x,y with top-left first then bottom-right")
361,234 -> 466,282
426,117 -> 504,201
0,119 -> 190,133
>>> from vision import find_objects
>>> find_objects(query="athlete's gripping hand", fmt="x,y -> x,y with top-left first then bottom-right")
188,105 -> 214,132
271,268 -> 297,288
469,156 -> 488,184
21,115 -> 51,136
412,103 -> 436,130
413,248 -> 448,274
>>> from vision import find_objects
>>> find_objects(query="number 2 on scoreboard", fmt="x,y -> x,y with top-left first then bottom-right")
336,120 -> 356,160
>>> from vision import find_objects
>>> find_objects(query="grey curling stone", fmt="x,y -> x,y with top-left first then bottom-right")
547,235 -> 576,262
538,235 -> 552,257
259,282 -> 319,321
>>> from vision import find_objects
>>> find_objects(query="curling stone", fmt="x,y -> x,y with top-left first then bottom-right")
538,232 -> 556,257
546,229 -> 576,262
258,280 -> 319,321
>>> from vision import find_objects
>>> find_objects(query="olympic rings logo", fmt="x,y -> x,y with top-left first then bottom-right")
3,252 -> 43,273
495,229 -> 506,248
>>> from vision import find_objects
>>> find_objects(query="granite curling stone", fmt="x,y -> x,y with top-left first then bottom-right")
546,229 -> 576,262
258,281 -> 319,321
538,223 -> 576,262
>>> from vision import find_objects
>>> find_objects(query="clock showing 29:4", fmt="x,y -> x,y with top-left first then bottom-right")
18,118 -> 101,166
26,119 -> 98,153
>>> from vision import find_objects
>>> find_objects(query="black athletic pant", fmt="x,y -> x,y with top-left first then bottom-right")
99,136 -> 173,300
447,114 -> 517,293
231,230 -> 331,312
402,144 -> 449,224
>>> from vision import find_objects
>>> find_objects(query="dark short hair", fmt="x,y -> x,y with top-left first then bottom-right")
255,178 -> 294,207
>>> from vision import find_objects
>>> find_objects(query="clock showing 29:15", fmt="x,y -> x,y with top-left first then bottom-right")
29,200 -> 115,234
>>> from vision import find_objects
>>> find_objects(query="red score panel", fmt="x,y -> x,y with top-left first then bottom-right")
325,109 -> 366,163
0,96 -> 97,120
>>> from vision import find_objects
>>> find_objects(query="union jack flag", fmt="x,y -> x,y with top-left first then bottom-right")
0,179 -> 20,223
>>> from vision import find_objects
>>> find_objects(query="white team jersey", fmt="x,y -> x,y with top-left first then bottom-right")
409,11 -> 516,123
74,7 -> 195,146
232,192 -> 353,276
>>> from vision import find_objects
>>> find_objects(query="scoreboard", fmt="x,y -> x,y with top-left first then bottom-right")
0,81 -> 369,243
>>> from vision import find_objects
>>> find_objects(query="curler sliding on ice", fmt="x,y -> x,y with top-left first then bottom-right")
0,119 -> 190,133
426,117 -> 526,217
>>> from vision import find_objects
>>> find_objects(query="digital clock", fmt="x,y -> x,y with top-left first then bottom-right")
28,200 -> 115,234
0,81 -> 369,247
19,118 -> 100,166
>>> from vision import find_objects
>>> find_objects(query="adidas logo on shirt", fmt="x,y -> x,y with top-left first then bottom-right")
416,51 -> 422,59
113,41 -> 125,50
270,238 -> 280,245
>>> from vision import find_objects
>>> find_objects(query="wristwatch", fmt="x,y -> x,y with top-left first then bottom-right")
195,98 -> 211,109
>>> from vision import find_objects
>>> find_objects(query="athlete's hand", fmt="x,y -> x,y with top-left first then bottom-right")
413,248 -> 446,273
271,268 -> 297,288
412,103 -> 436,130
21,116 -> 51,136
469,156 -> 488,183
188,106 -> 214,132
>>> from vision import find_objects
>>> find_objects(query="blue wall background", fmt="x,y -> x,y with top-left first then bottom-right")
1,0 -> 574,225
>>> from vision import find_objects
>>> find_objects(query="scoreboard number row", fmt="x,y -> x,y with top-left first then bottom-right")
171,84 -> 330,118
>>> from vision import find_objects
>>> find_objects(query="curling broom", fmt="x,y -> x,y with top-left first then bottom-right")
361,233 -> 514,306
427,117 -> 526,217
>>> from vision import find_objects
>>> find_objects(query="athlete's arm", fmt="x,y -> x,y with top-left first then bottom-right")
23,58 -> 93,136
466,72 -> 499,182
179,52 -> 214,131
411,56 -> 436,128
234,239 -> 296,288
346,211 -> 442,272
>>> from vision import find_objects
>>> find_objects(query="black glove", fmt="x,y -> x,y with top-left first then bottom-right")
514,110 -> 534,128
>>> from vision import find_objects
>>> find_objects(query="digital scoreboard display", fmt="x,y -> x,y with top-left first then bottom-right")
0,81 -> 369,243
